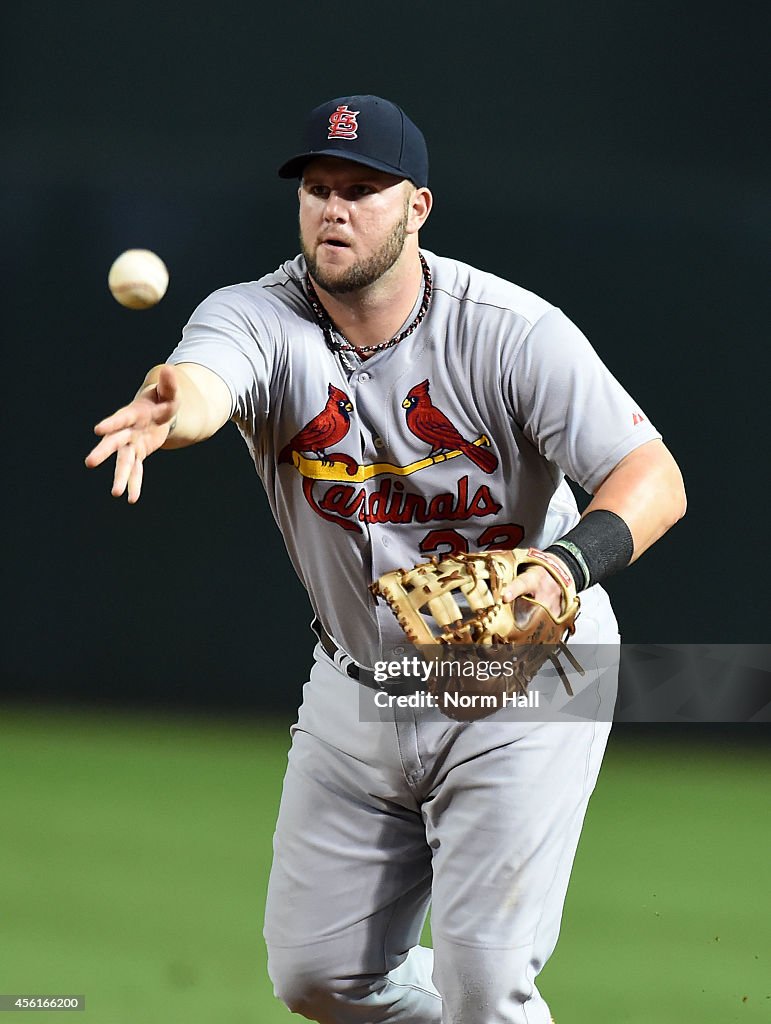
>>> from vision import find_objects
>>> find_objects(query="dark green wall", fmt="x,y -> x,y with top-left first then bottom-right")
4,1 -> 768,709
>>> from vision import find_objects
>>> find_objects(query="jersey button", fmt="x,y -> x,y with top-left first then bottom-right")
359,371 -> 372,382
374,436 -> 384,449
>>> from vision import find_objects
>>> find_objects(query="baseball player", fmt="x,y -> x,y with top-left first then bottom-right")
86,95 -> 686,1023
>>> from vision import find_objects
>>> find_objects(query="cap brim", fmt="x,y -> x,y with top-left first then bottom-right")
278,150 -> 416,184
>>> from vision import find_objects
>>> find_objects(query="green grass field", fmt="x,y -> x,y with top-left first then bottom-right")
1,706 -> 767,1023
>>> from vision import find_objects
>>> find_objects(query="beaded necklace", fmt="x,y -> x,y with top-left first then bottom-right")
305,253 -> 432,359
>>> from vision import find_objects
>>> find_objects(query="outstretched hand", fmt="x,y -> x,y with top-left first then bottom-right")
85,363 -> 180,503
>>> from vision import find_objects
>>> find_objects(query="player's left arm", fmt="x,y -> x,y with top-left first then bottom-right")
581,437 -> 686,562
503,438 -> 685,609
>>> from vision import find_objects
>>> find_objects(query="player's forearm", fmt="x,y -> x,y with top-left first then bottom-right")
584,439 -> 687,563
137,363 -> 231,448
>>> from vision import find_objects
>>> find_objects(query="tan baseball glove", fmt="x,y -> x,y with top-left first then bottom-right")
370,548 -> 583,720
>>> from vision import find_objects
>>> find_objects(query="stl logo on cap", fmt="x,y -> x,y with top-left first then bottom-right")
328,105 -> 360,140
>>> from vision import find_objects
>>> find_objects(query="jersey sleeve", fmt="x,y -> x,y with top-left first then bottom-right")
503,307 -> 662,493
166,285 -> 279,429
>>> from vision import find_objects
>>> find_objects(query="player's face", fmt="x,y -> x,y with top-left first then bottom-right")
299,158 -> 415,294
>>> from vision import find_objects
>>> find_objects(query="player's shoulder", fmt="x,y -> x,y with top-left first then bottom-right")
190,255 -> 310,325
423,249 -> 555,326
185,258 -> 313,346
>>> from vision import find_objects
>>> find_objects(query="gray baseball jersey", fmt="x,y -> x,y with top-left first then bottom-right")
168,248 -> 660,666
167,248 -> 661,1023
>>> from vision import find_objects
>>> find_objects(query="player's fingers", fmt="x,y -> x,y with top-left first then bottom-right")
92,405 -> 142,437
126,455 -> 144,504
155,364 -> 179,404
501,567 -> 541,603
85,428 -> 136,468
111,445 -> 136,497
503,567 -> 564,619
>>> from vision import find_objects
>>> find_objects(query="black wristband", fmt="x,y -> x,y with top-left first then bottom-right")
545,544 -> 586,592
546,509 -> 634,592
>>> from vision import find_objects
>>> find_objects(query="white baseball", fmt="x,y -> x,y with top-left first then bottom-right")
108,249 -> 169,309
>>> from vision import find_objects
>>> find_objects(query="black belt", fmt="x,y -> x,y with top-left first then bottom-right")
311,618 -> 420,696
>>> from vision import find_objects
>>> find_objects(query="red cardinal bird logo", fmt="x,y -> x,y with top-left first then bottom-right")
403,379 -> 498,474
279,384 -> 354,466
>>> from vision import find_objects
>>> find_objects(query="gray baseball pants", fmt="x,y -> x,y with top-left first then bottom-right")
264,629 -> 617,1023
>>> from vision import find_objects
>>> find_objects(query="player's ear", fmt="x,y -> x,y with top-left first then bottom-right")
406,186 -> 433,234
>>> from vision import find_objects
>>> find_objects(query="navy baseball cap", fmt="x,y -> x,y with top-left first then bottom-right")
278,94 -> 429,188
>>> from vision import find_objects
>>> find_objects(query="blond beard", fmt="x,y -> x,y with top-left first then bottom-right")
301,204 -> 410,295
